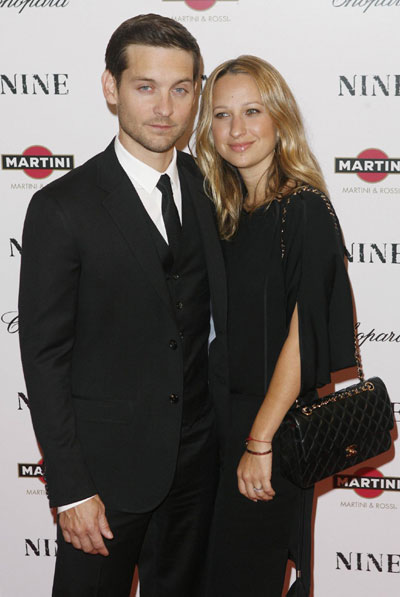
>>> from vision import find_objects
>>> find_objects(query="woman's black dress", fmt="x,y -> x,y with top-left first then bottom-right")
205,187 -> 356,597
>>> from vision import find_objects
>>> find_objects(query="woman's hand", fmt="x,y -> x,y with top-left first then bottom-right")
237,448 -> 275,502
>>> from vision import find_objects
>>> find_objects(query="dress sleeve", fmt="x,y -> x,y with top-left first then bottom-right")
282,188 -> 356,398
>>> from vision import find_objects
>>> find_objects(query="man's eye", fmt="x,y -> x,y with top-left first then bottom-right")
138,85 -> 152,92
174,87 -> 188,94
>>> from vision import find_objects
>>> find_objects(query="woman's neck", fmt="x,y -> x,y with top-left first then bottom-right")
243,172 -> 268,209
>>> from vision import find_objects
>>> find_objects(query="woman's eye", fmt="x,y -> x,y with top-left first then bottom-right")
214,112 -> 228,119
246,108 -> 259,115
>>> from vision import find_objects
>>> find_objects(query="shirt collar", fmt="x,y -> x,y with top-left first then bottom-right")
114,136 -> 179,194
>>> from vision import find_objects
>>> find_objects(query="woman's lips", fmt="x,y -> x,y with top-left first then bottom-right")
229,141 -> 254,152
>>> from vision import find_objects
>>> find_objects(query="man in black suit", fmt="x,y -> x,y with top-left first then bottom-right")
18,14 -> 227,596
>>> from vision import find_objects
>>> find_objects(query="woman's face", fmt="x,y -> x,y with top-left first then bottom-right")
211,73 -> 277,180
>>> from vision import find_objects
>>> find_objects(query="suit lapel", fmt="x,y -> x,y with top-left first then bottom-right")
177,153 -> 227,334
98,142 -> 175,321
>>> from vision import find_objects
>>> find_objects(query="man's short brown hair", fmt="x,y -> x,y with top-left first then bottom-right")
105,13 -> 201,86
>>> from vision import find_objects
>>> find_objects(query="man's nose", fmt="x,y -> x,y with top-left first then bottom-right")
154,91 -> 173,117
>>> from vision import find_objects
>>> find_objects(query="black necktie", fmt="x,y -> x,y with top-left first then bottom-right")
157,174 -> 181,260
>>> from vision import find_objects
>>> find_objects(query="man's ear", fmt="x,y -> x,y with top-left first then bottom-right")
102,70 -> 118,105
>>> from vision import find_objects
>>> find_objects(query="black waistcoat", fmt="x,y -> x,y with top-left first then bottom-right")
148,185 -> 211,425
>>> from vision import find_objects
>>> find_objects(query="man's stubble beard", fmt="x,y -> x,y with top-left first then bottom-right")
120,118 -> 191,155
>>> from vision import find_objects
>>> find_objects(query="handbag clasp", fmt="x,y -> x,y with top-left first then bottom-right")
345,444 -> 358,458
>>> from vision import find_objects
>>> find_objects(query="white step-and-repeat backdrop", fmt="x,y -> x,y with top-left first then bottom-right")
1,1 -> 399,595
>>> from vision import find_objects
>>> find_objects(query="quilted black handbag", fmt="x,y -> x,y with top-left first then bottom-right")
278,374 -> 394,488
278,188 -> 394,488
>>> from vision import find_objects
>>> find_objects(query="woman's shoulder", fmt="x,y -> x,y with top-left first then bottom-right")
282,184 -> 339,231
284,184 -> 328,206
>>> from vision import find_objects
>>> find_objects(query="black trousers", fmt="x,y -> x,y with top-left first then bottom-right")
52,407 -> 218,597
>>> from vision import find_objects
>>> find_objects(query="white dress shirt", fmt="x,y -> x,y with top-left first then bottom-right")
115,136 -> 182,236
58,137 -> 182,514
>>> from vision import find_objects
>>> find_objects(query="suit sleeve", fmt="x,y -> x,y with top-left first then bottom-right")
282,190 -> 356,398
18,190 -> 97,508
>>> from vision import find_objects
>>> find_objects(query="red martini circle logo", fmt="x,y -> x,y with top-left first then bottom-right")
356,149 -> 388,183
185,0 -> 217,8
23,146 -> 53,179
335,148 -> 400,183
353,467 -> 384,499
163,0 -> 237,10
2,146 -> 74,178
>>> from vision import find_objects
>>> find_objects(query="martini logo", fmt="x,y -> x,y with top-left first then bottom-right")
18,459 -> 45,484
163,0 -> 236,10
2,146 -> 74,179
334,468 -> 400,498
335,149 -> 400,182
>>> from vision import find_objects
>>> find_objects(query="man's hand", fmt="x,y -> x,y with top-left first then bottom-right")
59,494 -> 113,556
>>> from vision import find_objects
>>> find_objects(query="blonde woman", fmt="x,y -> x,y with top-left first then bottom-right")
196,56 -> 356,596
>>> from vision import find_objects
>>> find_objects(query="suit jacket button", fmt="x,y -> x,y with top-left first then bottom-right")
176,301 -> 183,310
169,339 -> 177,350
169,393 -> 179,404
172,273 -> 180,280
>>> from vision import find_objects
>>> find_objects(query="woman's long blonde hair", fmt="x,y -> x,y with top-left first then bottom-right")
195,55 -> 328,239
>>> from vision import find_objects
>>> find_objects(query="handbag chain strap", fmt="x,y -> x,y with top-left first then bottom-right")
301,379 -> 374,416
280,185 -> 365,402
354,331 -> 364,383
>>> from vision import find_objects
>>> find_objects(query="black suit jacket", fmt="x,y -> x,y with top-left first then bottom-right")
18,141 -> 228,511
